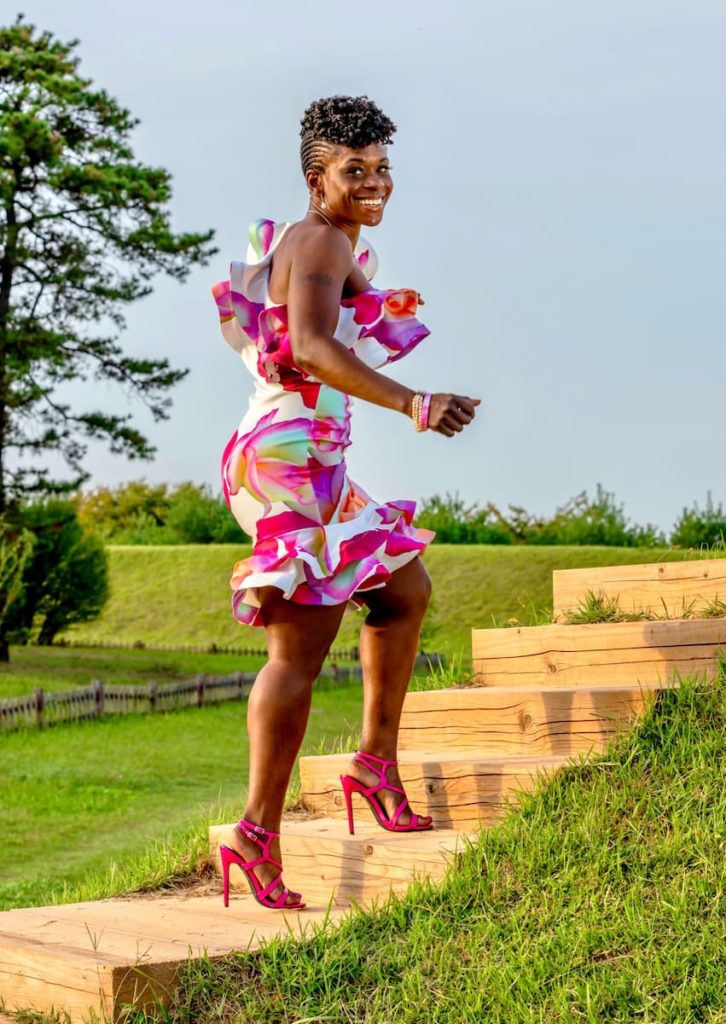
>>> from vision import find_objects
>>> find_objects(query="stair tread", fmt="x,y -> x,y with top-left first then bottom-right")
301,749 -> 577,766
212,816 -> 472,847
414,680 -> 668,696
0,894 -> 350,960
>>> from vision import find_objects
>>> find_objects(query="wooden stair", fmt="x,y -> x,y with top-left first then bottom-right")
2,555 -> 724,1022
398,683 -> 664,755
210,817 -> 469,908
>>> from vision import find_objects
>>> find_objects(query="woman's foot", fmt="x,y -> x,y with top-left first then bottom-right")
344,752 -> 433,829
224,821 -> 303,908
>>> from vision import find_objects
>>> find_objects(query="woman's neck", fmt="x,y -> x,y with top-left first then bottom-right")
306,204 -> 360,248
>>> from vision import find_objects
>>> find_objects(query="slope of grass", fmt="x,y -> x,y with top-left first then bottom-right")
153,663 -> 726,1024
0,678 -> 364,911
62,544 -> 711,658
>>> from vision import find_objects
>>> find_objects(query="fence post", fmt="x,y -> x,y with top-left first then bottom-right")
148,681 -> 157,712
234,671 -> 243,699
92,679 -> 104,718
196,675 -> 205,707
34,687 -> 44,728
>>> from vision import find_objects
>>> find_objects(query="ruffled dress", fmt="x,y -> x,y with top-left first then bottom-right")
212,218 -> 435,627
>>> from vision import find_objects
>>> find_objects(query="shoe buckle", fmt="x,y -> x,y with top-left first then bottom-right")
240,819 -> 266,834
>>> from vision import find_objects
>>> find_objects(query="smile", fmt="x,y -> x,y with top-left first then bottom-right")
355,197 -> 385,207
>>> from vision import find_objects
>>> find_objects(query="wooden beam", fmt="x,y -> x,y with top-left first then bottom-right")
552,557 -> 726,621
298,750 -> 571,829
0,896 -> 349,1022
471,618 -> 726,687
210,817 -> 469,908
399,683 -> 663,755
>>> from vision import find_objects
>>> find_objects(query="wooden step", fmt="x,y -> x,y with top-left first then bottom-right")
398,682 -> 664,755
472,618 -> 726,688
0,893 -> 350,1022
209,816 -> 469,909
552,556 -> 726,622
298,749 -> 572,829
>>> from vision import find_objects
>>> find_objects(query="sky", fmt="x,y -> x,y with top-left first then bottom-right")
17,0 -> 726,534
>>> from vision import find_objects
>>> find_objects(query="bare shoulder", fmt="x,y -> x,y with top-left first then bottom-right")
270,221 -> 353,305
286,221 -> 352,272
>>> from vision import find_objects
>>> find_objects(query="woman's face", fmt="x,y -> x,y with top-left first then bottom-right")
312,142 -> 393,227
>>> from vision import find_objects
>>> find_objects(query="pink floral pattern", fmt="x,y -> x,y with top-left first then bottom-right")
212,219 -> 435,626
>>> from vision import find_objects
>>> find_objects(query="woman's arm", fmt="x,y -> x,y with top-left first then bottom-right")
287,227 -> 479,436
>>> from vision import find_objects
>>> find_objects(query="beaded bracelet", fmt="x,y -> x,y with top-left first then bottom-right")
411,391 -> 432,432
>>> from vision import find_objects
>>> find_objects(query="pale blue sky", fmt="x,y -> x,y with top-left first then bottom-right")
24,0 -> 726,533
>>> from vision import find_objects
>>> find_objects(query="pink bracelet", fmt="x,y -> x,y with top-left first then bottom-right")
420,393 -> 432,431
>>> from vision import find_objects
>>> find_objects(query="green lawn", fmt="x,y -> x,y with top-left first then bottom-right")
62,544 -> 709,659
157,665 -> 726,1024
0,678 -> 364,911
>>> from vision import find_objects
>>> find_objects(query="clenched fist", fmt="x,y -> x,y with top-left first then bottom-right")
427,394 -> 481,437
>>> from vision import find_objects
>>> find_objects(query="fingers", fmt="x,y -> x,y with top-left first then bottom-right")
454,396 -> 481,415
447,396 -> 481,427
442,412 -> 465,433
428,393 -> 482,437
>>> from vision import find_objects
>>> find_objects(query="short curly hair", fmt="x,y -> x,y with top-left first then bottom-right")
299,95 -> 396,176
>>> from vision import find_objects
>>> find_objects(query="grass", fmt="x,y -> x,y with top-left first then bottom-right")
61,544 -> 720,659
563,590 -> 726,625
0,677 -> 365,911
0,646 -> 269,699
136,661 -> 725,1024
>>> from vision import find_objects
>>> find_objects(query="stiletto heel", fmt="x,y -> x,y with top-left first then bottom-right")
340,773 -> 357,835
219,818 -> 305,910
339,750 -> 434,834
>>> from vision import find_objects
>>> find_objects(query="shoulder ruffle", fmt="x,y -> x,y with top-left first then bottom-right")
341,288 -> 430,368
212,219 -> 428,369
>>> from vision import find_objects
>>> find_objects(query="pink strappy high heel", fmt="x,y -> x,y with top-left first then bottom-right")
219,818 -> 305,910
339,749 -> 434,834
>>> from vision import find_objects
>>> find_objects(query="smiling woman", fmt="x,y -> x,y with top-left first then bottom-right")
210,94 -> 481,911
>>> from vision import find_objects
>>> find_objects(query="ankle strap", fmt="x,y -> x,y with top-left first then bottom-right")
354,749 -> 398,771
237,818 -> 279,842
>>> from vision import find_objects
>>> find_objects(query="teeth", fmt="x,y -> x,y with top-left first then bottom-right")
357,198 -> 383,206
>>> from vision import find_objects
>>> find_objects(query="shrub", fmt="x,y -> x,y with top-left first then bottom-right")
76,480 -> 247,544
76,481 -> 170,540
4,499 -> 108,649
415,493 -> 513,544
525,485 -> 665,547
0,525 -> 34,661
165,483 -> 243,544
417,485 -> 666,546
671,492 -> 726,550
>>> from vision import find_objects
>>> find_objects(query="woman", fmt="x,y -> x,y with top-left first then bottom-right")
212,95 -> 480,911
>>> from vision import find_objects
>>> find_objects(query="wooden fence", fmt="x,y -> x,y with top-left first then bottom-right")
0,653 -> 443,733
53,638 -> 362,661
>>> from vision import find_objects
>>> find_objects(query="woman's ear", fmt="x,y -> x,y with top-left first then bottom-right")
306,169 -> 323,200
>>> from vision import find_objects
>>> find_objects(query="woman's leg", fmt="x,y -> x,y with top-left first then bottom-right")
346,556 -> 433,827
225,588 -> 346,905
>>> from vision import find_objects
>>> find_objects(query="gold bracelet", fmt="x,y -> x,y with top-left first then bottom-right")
411,391 -> 425,432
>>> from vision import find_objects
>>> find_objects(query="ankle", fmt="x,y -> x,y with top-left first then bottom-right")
355,745 -> 398,765
239,810 -> 282,835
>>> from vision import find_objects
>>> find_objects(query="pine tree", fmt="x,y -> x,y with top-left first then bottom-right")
0,16 -> 216,510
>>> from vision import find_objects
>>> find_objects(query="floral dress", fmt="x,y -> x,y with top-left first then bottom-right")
212,218 -> 435,627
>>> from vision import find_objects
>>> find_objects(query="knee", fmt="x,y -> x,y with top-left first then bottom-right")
251,658 -> 319,703
372,562 -> 432,624
410,567 -> 433,618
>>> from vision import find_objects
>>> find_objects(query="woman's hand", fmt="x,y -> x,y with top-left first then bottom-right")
426,394 -> 481,437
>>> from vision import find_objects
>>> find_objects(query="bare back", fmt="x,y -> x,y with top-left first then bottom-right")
267,219 -> 372,307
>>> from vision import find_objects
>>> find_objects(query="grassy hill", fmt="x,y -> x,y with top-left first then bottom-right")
65,544 -> 710,658
160,664 -> 726,1024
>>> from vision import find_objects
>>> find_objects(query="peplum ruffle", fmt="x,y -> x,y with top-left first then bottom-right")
212,218 -> 435,627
